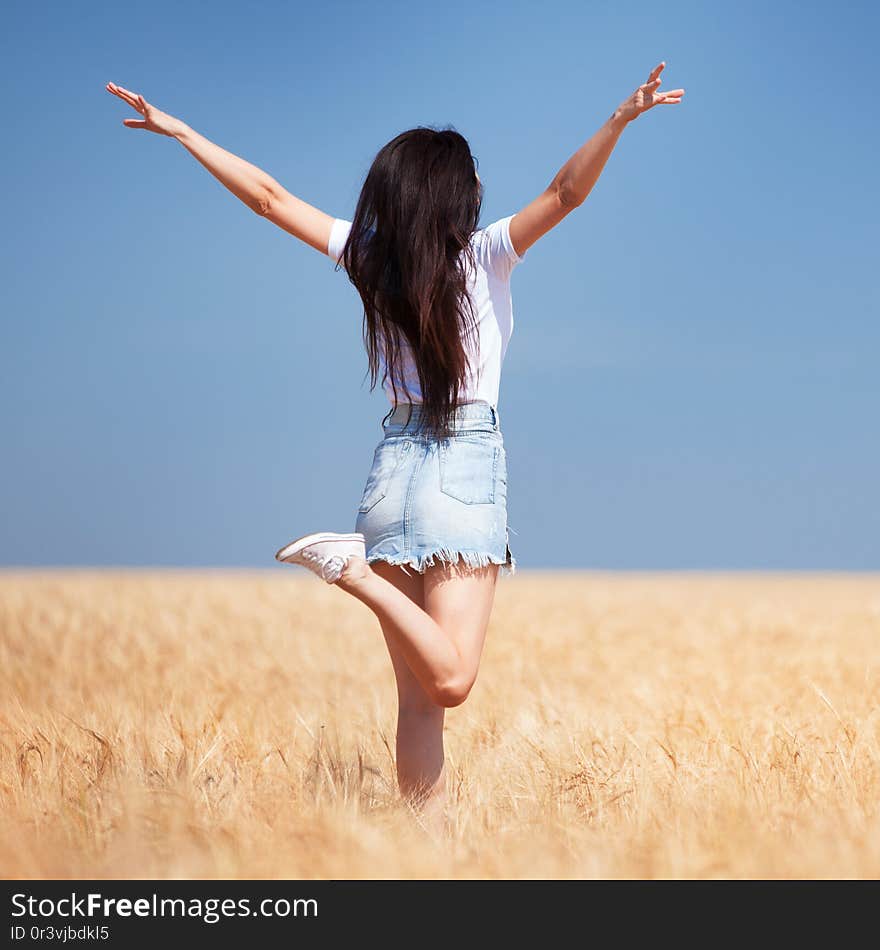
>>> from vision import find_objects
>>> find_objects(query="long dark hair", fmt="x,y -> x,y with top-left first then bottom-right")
335,126 -> 483,440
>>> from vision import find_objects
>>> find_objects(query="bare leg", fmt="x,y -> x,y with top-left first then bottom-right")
337,557 -> 499,708
369,562 -> 447,830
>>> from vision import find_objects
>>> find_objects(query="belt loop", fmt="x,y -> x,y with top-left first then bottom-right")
491,405 -> 499,429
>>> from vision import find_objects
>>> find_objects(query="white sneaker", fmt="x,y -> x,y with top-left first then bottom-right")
274,531 -> 367,584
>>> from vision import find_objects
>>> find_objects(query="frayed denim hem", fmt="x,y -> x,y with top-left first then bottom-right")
367,546 -> 516,579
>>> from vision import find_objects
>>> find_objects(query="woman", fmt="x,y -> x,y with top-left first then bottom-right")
107,63 -> 684,827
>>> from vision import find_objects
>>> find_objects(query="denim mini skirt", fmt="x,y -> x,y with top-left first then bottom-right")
354,400 -> 515,577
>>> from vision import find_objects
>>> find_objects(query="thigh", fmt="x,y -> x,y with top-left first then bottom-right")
423,561 -> 499,682
370,560 -> 434,711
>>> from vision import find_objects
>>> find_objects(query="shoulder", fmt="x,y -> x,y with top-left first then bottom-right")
328,218 -> 382,265
470,215 -> 527,280
327,218 -> 353,263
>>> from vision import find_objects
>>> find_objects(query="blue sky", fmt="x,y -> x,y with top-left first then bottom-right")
1,1 -> 877,569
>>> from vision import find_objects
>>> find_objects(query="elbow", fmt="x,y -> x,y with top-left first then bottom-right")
249,187 -> 274,217
556,182 -> 583,210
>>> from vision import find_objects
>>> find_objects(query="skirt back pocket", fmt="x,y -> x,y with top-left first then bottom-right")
438,437 -> 499,505
358,441 -> 403,513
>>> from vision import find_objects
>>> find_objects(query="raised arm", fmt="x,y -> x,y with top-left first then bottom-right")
508,61 -> 684,257
105,82 -> 334,257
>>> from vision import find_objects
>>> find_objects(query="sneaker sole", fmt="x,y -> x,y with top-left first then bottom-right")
275,532 -> 366,563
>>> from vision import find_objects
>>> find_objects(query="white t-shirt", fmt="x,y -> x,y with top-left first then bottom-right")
327,214 -> 526,409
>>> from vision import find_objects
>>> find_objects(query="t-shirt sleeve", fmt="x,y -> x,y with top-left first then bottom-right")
480,214 -> 526,280
327,217 -> 353,264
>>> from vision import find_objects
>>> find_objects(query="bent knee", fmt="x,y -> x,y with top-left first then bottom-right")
431,675 -> 475,708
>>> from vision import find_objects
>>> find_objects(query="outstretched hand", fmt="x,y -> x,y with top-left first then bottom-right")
618,62 -> 684,123
106,82 -> 187,138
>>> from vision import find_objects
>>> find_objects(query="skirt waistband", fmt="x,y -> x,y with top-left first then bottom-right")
383,400 -> 500,435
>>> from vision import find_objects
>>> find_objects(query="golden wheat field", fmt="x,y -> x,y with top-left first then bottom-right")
1,569 -> 879,879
